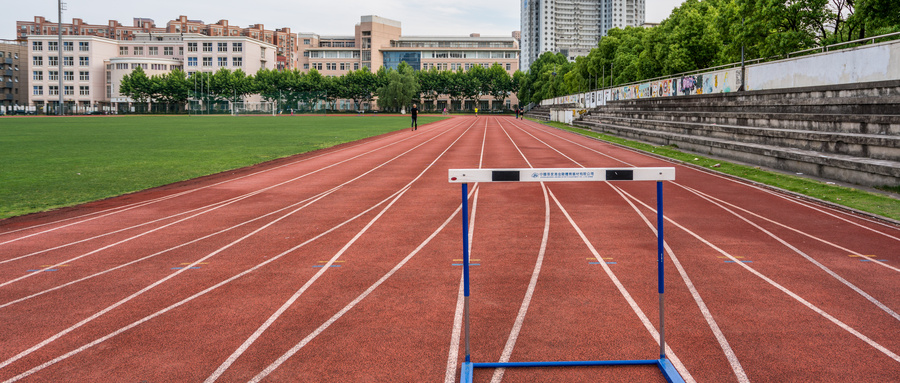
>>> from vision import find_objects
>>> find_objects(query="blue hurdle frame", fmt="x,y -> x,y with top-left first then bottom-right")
453,168 -> 684,383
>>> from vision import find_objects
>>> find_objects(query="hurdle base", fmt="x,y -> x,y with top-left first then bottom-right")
460,358 -> 685,383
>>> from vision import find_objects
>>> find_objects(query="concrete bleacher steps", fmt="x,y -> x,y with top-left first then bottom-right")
573,80 -> 900,187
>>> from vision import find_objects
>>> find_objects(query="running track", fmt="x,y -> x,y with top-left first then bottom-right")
0,116 -> 897,382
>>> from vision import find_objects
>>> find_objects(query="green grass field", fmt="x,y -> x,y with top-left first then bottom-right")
536,119 -> 900,222
0,115 -> 446,219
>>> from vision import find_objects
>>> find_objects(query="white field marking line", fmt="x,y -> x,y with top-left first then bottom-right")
0,118 -> 453,242
487,117 -> 556,383
525,122 -> 900,238
248,196 -> 469,383
0,184 -> 411,383
547,188 -> 696,383
0,118 -> 468,268
678,183 -> 900,274
608,185 -> 750,383
445,186 -> 480,383
0,119 -> 469,376
613,186 -> 900,363
676,183 -> 900,320
445,122 -> 489,383
508,118 -> 635,167
207,117 -> 481,382
489,183 -> 551,383
0,186 -> 340,374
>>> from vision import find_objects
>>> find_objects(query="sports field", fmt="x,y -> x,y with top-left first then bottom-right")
0,115 -> 446,219
0,116 -> 897,382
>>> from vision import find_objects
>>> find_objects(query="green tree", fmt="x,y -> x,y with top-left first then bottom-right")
341,67 -> 378,111
376,65 -> 419,112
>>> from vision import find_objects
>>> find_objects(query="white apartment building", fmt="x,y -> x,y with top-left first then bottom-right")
27,33 -> 276,112
520,0 -> 645,72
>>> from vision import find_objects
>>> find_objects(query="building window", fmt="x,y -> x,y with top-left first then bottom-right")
303,51 -> 309,57
63,42 -> 73,51
218,57 -> 227,67
63,71 -> 74,81
232,57 -> 242,67
33,86 -> 43,95
80,86 -> 90,95
48,41 -> 58,51
79,41 -> 89,51
33,71 -> 43,80
48,85 -> 59,95
202,57 -> 212,66
80,71 -> 90,81
506,63 -> 511,70
218,42 -> 227,52
32,41 -> 43,51
188,42 -> 197,52
149,47 -> 158,56
134,47 -> 143,55
120,46 -> 128,55
202,43 -> 212,52
64,56 -> 74,66
64,86 -> 74,95
49,56 -> 58,66
303,63 -> 309,69
79,57 -> 89,66
188,57 -> 197,67
232,43 -> 242,52
354,63 -> 359,70
303,39 -> 310,45
340,63 -> 345,71
34,56 -> 43,66
164,46 -> 173,56
179,47 -> 184,55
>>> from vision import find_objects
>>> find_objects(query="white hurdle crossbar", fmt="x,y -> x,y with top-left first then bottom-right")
448,167 -> 684,383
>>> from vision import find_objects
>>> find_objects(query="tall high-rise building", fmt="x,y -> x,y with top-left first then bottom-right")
520,0 -> 645,72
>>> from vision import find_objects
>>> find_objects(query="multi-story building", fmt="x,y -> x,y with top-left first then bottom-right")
0,41 -> 27,110
26,33 -> 276,113
520,0 -> 646,72
298,15 -> 521,110
18,15 -> 300,70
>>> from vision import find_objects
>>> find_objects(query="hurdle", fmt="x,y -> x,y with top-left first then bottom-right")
448,167 -> 684,383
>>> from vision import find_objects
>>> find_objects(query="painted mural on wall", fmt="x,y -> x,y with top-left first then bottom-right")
544,67 -> 743,107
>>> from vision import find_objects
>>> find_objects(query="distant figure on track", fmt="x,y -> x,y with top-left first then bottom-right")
411,103 -> 418,131
515,107 -> 519,119
474,107 -> 478,117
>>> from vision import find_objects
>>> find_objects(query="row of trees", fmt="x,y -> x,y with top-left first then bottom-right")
517,0 -> 900,105
119,62 -> 524,112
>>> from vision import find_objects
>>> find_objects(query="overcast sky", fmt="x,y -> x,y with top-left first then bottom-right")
2,0 -> 685,41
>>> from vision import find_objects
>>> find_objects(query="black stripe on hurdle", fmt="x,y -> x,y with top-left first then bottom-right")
606,170 -> 634,181
491,170 -> 521,182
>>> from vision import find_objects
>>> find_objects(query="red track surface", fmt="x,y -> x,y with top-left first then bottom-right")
0,116 -> 898,382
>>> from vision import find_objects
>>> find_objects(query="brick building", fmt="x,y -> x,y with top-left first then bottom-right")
0,41 -> 27,111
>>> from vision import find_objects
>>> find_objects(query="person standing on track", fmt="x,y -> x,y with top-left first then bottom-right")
515,107 -> 519,119
474,106 -> 478,117
411,103 -> 418,131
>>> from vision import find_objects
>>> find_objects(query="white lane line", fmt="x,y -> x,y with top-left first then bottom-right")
675,183 -> 900,320
613,186 -> 900,363
444,187 -> 479,383
0,118 -> 460,243
206,118 -> 480,382
0,120 -> 470,379
489,182 -> 550,383
248,194 -> 469,383
547,188 -> 696,383
678,183 -> 900,274
445,121 -> 488,383
608,185 -> 749,383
